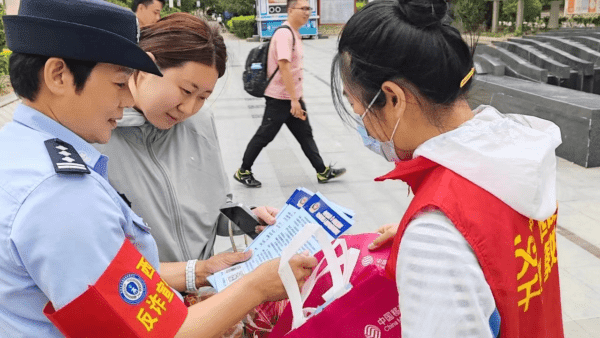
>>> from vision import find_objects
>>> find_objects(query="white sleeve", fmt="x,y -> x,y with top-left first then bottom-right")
396,210 -> 497,338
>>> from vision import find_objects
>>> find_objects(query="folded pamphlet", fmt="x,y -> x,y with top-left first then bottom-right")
207,188 -> 354,292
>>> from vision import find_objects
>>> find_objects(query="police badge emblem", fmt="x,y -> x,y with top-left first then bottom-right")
118,273 -> 147,305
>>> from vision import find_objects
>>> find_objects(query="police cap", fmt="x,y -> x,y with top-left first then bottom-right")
2,0 -> 162,76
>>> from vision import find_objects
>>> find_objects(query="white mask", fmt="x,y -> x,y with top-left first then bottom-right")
355,89 -> 401,162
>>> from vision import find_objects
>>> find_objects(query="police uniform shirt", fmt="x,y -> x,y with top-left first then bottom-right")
0,104 -> 160,337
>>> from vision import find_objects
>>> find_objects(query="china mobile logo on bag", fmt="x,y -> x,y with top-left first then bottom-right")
364,324 -> 381,338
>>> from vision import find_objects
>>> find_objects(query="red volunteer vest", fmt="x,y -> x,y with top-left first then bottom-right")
380,157 -> 564,338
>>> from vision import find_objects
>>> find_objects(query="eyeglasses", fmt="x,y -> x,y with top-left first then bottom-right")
293,6 -> 312,12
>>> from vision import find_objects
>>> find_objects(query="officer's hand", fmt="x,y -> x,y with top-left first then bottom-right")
250,253 -> 317,302
368,223 -> 400,251
197,251 -> 253,286
290,100 -> 306,120
253,205 -> 279,233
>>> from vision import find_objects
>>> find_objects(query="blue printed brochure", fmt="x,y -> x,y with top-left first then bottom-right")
207,188 -> 354,292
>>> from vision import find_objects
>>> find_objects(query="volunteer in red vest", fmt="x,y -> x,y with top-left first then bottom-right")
331,0 -> 564,337
0,1 -> 316,337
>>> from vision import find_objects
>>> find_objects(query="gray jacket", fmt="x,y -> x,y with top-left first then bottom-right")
95,108 -> 231,262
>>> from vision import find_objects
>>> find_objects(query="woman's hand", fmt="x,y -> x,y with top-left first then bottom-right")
250,253 -> 317,303
195,251 -> 253,287
368,223 -> 400,251
176,253 -> 316,338
252,205 -> 279,233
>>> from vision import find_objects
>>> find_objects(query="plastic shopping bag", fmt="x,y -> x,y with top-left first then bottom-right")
244,299 -> 290,337
270,226 -> 401,338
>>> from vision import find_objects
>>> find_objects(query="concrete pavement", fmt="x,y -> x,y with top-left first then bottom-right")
1,37 -> 599,337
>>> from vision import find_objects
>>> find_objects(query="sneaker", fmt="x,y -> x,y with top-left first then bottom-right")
234,168 -> 262,188
317,166 -> 347,184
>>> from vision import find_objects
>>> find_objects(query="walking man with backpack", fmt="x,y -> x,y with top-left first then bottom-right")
234,0 -> 346,188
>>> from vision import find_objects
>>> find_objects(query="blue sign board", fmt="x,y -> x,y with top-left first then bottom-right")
255,0 -> 318,39
259,18 -> 318,39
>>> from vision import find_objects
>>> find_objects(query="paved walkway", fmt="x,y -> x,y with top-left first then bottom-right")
0,92 -> 18,127
1,37 -> 599,337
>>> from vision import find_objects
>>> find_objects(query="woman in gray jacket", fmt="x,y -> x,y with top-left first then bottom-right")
97,13 -> 278,294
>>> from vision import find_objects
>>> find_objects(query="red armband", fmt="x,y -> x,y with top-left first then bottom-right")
43,240 -> 188,338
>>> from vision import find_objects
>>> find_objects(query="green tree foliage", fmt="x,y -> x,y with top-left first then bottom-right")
201,0 -> 255,15
0,4 -> 11,81
0,4 -> 6,50
161,5 -> 182,16
178,0 -> 199,13
453,0 -> 488,32
104,0 -> 129,8
501,0 -> 543,23
153,0 -> 196,14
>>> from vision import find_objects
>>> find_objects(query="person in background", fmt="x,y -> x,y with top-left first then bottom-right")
234,0 -> 346,188
333,0 -> 564,337
0,1 -> 316,337
132,0 -> 164,27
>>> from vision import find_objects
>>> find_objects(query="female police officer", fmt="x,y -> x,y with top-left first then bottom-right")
332,0 -> 564,337
0,1 -> 315,337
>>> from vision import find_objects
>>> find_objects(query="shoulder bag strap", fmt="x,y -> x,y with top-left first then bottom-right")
267,25 -> 297,84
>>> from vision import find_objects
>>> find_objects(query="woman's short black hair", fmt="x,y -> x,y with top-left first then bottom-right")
9,53 -> 98,102
331,0 -> 474,128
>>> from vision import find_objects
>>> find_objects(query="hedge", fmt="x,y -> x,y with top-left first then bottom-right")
570,15 -> 600,27
229,15 -> 256,39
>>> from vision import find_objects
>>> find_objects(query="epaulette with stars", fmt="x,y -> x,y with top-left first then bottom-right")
44,138 -> 91,174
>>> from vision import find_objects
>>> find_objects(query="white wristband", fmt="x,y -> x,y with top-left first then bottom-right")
185,259 -> 198,293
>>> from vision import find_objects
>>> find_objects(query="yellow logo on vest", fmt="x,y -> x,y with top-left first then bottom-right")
514,213 -> 558,312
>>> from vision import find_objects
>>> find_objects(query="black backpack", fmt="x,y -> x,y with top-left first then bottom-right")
243,25 -> 295,98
